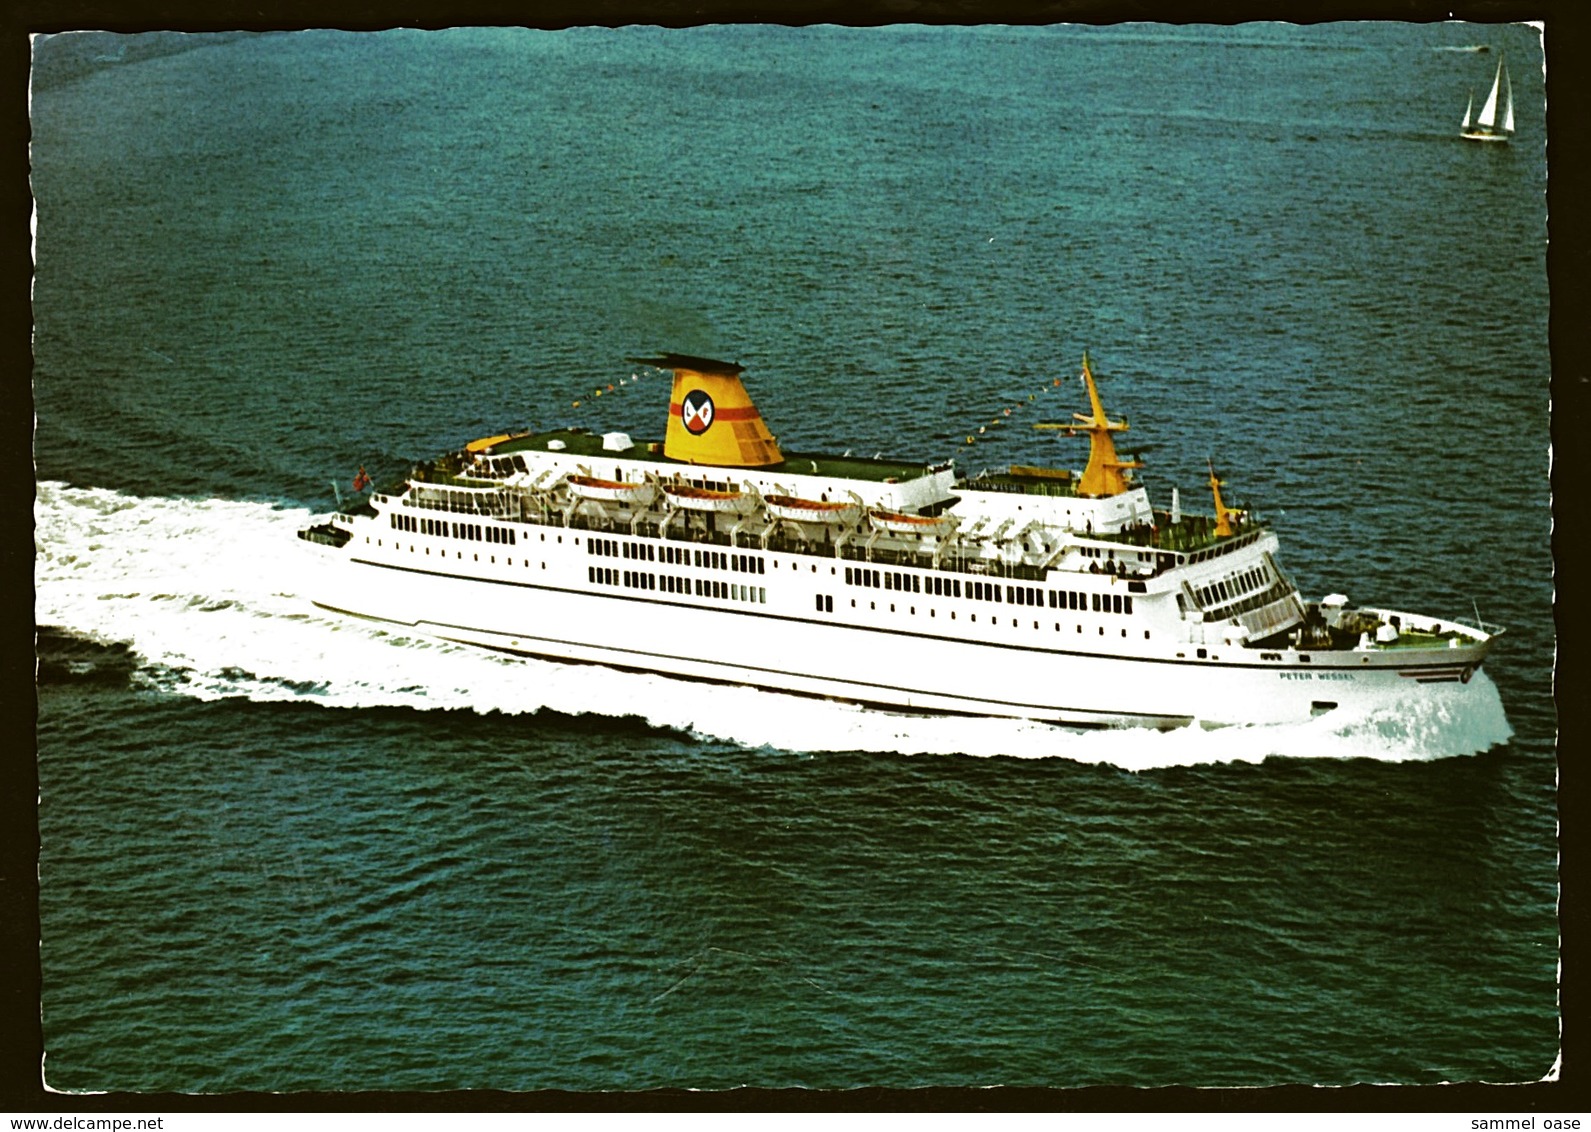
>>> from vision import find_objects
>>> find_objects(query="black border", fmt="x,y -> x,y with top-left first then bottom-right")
8,0 -> 1586,1115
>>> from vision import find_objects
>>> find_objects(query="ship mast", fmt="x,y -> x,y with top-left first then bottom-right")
1207,459 -> 1239,537
1035,352 -> 1142,497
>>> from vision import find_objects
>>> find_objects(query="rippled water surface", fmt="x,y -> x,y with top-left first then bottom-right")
32,24 -> 1553,1091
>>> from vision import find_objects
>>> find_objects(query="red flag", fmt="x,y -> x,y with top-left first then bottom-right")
353,466 -> 371,492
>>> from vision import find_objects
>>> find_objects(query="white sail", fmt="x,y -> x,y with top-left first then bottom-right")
1462,90 -> 1473,129
1477,61 -> 1502,128
1502,61 -> 1515,133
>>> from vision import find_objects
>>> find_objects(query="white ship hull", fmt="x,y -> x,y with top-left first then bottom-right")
304,529 -> 1493,729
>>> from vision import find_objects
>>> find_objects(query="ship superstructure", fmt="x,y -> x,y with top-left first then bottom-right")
298,352 -> 1500,729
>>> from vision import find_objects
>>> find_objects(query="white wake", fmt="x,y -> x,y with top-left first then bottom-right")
35,482 -> 1513,767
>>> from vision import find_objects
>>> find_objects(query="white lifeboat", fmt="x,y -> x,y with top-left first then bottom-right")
868,508 -> 958,536
567,475 -> 657,506
661,482 -> 756,514
764,494 -> 861,525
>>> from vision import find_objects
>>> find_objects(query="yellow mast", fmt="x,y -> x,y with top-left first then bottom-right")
1207,459 -> 1238,537
1034,352 -> 1142,497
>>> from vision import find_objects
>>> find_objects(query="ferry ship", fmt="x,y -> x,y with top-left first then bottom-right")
298,353 -> 1501,729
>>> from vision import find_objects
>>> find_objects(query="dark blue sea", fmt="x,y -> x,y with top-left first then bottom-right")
31,24 -> 1555,1092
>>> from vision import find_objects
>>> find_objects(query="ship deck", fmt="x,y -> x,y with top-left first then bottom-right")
462,429 -> 935,484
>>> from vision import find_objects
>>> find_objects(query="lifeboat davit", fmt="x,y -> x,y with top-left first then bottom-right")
567,475 -> 657,506
661,482 -> 756,514
868,508 -> 958,536
764,495 -> 861,525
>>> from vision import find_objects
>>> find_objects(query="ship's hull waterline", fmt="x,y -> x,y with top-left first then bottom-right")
302,535 -> 1493,730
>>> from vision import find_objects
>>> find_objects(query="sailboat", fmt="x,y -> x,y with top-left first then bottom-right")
1461,54 -> 1514,143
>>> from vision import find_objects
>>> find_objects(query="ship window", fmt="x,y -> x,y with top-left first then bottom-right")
1112,594 -> 1122,615
1197,648 -> 1207,658
815,594 -> 824,612
1091,593 -> 1100,612
1124,596 -> 1133,615
1099,626 -> 1104,635
1145,631 -> 1150,639
825,595 -> 832,612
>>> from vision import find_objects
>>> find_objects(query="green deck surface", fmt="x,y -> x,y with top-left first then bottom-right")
473,429 -> 934,483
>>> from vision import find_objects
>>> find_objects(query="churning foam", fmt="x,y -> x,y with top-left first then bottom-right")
35,482 -> 1513,767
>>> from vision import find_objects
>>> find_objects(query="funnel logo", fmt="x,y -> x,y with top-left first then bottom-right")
681,389 -> 715,435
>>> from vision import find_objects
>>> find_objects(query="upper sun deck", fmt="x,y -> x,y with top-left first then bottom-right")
449,428 -> 940,486
962,467 -> 1090,500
